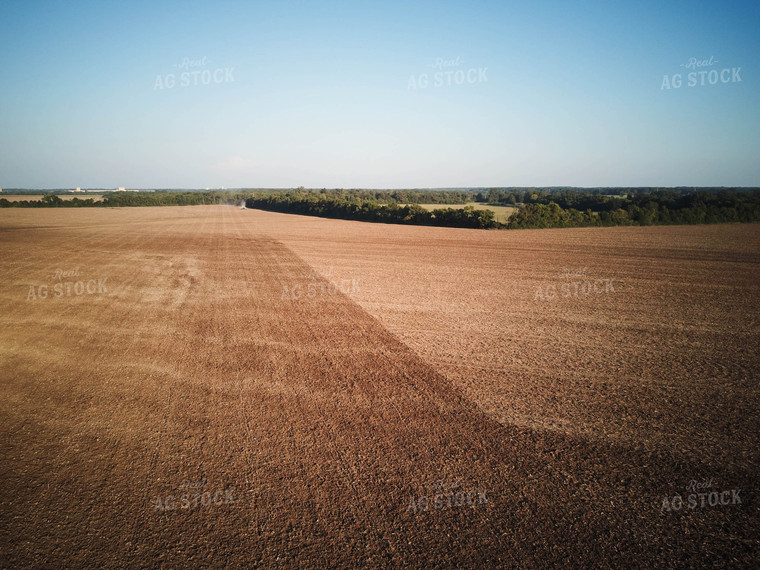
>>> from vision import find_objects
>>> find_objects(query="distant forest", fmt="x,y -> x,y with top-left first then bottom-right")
486,188 -> 760,228
0,191 -> 253,208
246,187 -> 760,229
3,187 -> 760,230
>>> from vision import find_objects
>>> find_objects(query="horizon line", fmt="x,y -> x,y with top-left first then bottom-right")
3,185 -> 760,192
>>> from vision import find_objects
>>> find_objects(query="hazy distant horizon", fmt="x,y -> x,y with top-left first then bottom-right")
4,185 -> 760,194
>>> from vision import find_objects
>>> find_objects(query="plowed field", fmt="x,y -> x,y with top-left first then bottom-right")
1,206 -> 758,568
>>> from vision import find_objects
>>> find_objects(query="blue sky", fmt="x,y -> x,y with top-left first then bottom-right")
0,0 -> 758,189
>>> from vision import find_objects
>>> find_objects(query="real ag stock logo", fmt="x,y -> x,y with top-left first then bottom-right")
661,56 -> 741,90
660,477 -> 742,513
281,267 -> 360,301
26,267 -> 108,301
533,267 -> 616,301
407,56 -> 488,90
406,479 -> 488,514
154,55 -> 235,90
153,478 -> 239,512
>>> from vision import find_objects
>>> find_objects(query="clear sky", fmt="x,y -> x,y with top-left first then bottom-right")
1,0 -> 758,189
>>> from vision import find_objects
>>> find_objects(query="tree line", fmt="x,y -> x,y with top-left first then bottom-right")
0,191 -> 255,208
246,191 -> 497,229
246,188 -> 760,229
4,187 -> 759,230
503,189 -> 760,228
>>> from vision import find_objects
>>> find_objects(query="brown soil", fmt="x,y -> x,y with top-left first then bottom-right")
1,206 -> 758,568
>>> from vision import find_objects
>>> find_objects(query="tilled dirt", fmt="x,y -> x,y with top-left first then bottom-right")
1,206 -> 758,568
